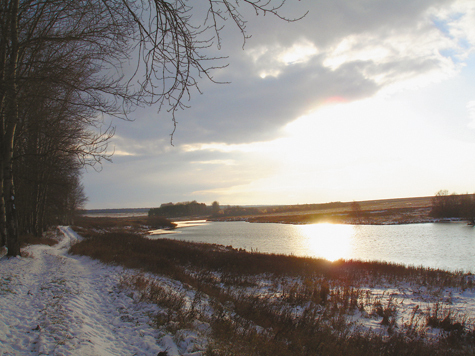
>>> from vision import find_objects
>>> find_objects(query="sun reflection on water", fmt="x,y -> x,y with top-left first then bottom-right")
297,223 -> 353,261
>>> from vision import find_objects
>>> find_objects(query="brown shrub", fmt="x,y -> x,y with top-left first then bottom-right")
19,234 -> 58,248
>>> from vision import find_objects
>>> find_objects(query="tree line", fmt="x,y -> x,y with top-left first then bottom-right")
0,0 -> 296,256
430,190 -> 475,223
1,0 -> 116,254
149,201 -> 211,218
149,201 -> 269,218
149,201 -> 221,218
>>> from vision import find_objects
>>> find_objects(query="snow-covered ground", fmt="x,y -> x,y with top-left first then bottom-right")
1,226 -> 475,355
0,227 -> 203,355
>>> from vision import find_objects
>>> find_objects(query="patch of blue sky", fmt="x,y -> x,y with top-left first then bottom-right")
431,12 -> 463,39
438,36 -> 471,64
439,49 -> 462,63
432,18 -> 452,37
458,38 -> 470,50
432,13 -> 470,64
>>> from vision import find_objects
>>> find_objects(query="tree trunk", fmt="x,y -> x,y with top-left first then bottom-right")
0,176 -> 5,248
4,158 -> 19,255
4,0 -> 20,256
0,1 -> 7,249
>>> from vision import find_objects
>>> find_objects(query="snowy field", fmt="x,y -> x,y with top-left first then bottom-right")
0,227 -> 203,355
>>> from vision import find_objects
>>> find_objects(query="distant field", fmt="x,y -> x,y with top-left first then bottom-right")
271,196 -> 432,215
216,196 -> 435,225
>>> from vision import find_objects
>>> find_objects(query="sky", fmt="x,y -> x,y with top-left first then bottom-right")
83,0 -> 475,209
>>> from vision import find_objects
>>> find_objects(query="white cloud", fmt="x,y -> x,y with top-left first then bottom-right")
247,40 -> 319,78
434,0 -> 475,58
278,41 -> 319,65
321,9 -> 465,89
112,150 -> 136,157
190,159 -> 236,165
181,142 -> 267,153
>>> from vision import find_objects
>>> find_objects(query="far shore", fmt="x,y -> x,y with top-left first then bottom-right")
209,214 -> 467,226
82,195 -> 475,227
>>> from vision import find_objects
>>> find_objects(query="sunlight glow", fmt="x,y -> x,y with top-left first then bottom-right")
249,41 -> 318,78
149,220 -> 208,236
190,159 -> 236,166
185,97 -> 435,204
278,41 -> 318,65
298,223 -> 353,261
182,142 -> 258,153
322,36 -> 391,71
259,69 -> 282,79
174,220 -> 208,228
181,141 -> 279,154
113,150 -> 136,156
181,86 -> 475,206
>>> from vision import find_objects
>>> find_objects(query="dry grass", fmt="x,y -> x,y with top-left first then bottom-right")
72,215 -> 175,238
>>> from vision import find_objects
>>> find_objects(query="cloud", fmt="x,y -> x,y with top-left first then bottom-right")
83,0 -> 475,208
109,0 -> 472,148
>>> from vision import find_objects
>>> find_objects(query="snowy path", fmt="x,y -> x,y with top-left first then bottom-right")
0,227 -> 163,355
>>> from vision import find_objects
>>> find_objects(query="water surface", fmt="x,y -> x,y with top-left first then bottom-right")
151,221 -> 475,272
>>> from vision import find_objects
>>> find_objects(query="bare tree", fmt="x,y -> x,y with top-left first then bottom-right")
0,0 -> 302,255
14,82 -> 102,236
350,201 -> 363,222
211,201 -> 220,216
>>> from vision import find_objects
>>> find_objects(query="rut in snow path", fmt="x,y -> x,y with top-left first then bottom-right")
0,226 -> 162,355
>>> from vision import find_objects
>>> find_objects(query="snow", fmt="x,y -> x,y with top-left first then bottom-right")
1,226 -> 475,355
345,284 -> 475,337
0,226 -> 199,355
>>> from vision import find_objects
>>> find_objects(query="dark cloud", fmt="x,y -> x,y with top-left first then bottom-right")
173,60 -> 378,144
114,55 -> 381,146
242,0 -> 453,47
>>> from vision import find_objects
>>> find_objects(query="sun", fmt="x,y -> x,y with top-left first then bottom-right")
297,223 -> 353,261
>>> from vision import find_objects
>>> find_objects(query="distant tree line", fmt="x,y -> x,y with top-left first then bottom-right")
216,202 -> 347,217
430,190 -> 475,222
148,201 -> 352,219
149,201 -> 215,218
148,201 -> 271,218
220,206 -> 261,216
83,208 -> 150,215
264,202 -> 346,214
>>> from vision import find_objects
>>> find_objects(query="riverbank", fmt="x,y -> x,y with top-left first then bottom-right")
69,221 -> 475,355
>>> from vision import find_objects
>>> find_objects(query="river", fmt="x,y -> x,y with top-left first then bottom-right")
150,221 -> 475,273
